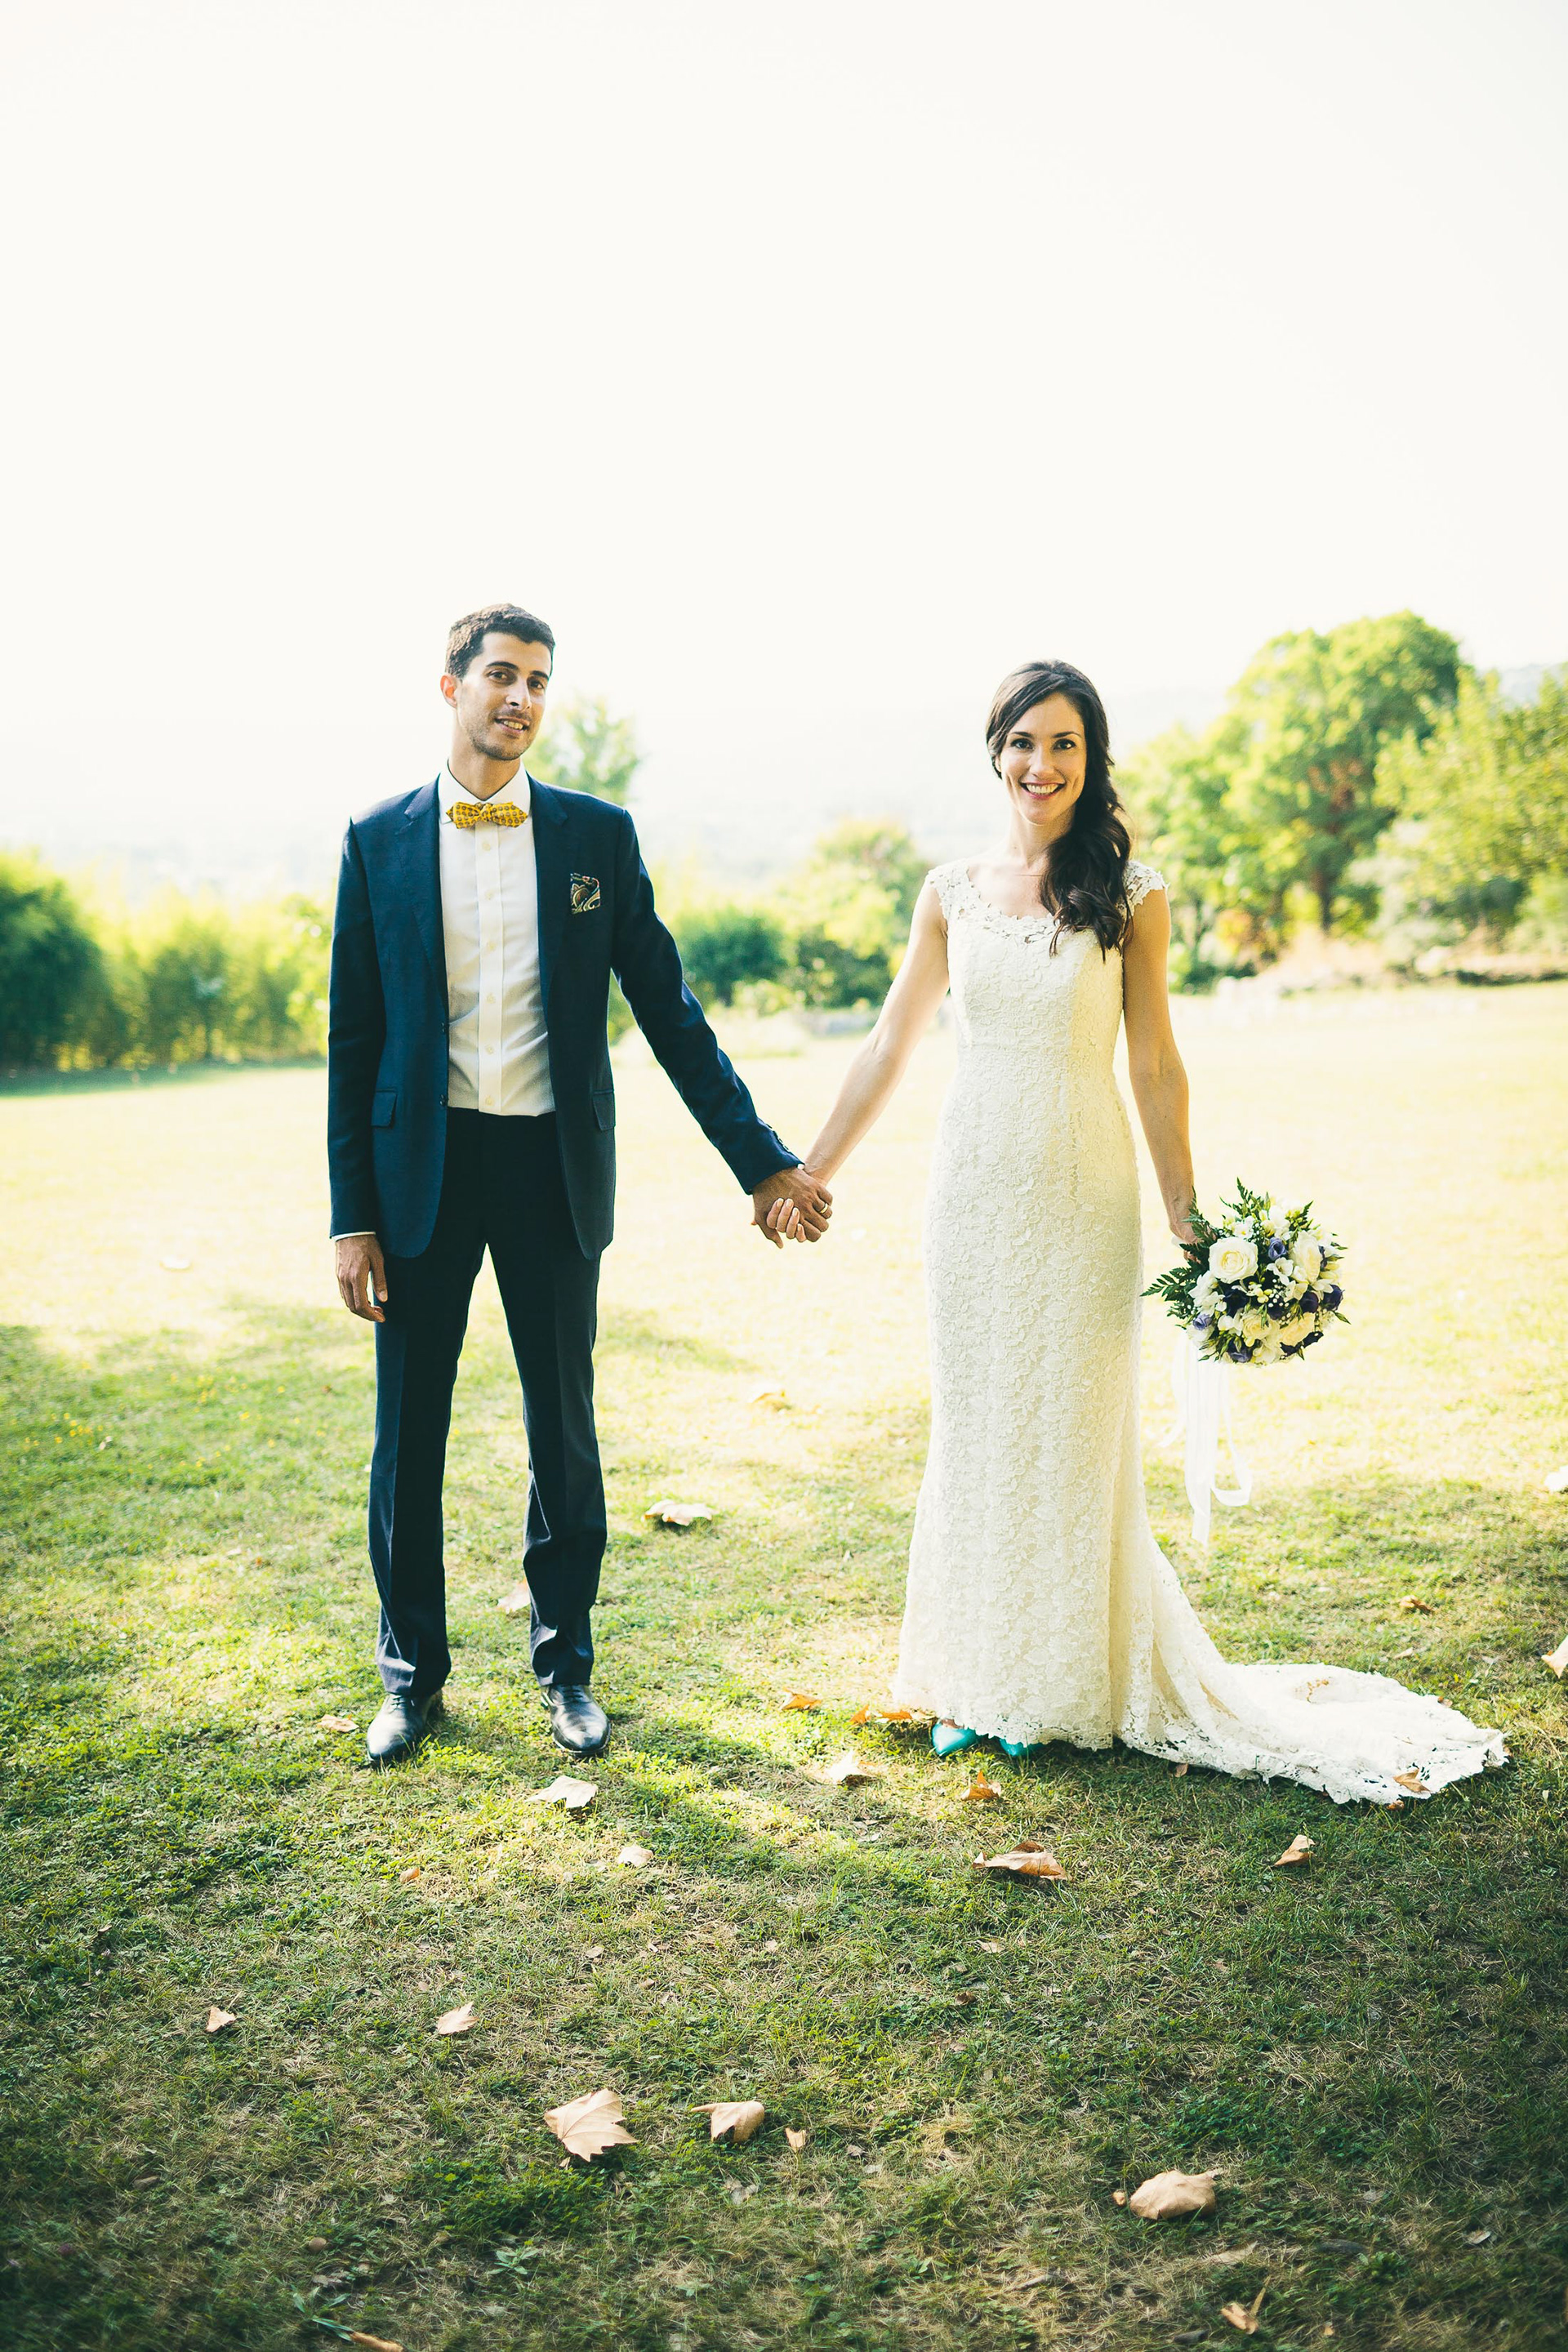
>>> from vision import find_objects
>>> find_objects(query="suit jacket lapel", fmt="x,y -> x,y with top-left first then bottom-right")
532,779 -> 571,1012
399,781 -> 445,995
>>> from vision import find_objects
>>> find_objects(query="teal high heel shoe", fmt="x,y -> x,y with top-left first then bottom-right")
999,1738 -> 1040,1760
932,1721 -> 978,1758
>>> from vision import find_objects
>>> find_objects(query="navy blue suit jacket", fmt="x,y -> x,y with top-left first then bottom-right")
327,777 -> 797,1258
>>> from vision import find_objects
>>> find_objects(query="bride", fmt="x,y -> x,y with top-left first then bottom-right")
772,658 -> 1503,1804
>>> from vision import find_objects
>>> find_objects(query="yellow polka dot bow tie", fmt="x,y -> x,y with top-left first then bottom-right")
450,798 -> 528,829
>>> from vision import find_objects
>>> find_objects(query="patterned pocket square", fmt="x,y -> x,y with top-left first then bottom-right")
570,873 -> 601,914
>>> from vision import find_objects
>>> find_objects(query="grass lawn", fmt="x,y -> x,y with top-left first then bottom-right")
2,982 -> 1566,2352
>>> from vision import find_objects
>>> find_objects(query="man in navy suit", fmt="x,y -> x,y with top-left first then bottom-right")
328,604 -> 831,1766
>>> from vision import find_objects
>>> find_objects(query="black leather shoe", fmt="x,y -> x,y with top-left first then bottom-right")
541,1683 -> 609,1757
365,1690 -> 443,1767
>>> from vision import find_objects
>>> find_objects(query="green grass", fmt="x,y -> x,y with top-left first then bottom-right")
2,985 -> 1566,2351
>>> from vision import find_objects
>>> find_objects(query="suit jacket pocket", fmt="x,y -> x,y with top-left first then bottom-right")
372,1090 -> 398,1128
591,1086 -> 615,1132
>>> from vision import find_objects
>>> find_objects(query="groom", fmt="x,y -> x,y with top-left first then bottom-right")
328,603 -> 831,1767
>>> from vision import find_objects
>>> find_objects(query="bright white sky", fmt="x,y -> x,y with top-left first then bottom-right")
2,0 -> 1565,889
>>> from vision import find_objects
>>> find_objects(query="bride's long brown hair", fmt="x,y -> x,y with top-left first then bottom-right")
985,659 -> 1132,953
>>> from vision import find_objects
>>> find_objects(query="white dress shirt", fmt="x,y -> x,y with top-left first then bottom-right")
439,765 -> 555,1117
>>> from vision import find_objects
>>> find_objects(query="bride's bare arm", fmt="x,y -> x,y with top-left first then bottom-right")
768,884 -> 950,1224
1122,888 -> 1197,1245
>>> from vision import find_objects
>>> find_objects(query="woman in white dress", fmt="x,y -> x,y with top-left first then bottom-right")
772,659 -> 1503,1804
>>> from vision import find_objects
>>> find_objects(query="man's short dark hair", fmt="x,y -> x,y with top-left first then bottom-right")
444,604 -> 555,678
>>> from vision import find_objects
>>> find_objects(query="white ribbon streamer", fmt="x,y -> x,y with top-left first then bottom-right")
1167,1327 -> 1254,1547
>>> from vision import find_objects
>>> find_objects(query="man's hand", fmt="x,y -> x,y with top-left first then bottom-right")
335,1233 -> 389,1321
751,1166 -> 832,1249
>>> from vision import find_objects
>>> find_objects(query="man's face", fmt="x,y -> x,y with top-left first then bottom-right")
441,633 -> 553,764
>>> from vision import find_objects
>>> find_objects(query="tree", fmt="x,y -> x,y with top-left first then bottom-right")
782,820 -> 929,1009
674,903 -> 787,1006
529,694 -> 641,803
1222,612 -> 1462,933
0,853 -> 105,1067
134,898 -> 234,1062
1375,665 -> 1568,943
1119,724 -> 1258,984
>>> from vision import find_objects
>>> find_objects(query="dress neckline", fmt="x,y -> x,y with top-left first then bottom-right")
957,864 -> 1061,933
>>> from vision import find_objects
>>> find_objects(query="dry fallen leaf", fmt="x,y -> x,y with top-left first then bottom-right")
1174,1761 -> 1189,1776
1392,1771 -> 1425,1793
348,2335 -> 403,2351
617,1843 -> 654,1869
782,1692 -> 820,1712
974,1842 -> 1067,1880
698,2099 -> 766,2143
530,1775 -> 597,1812
851,1702 -> 916,1726
1398,1595 -> 1436,1612
962,1772 -> 1005,1803
822,1750 -> 880,1787
1543,1635 -> 1568,1677
496,1583 -> 531,1615
978,1939 -> 1002,1953
644,1499 -> 714,1528
584,1944 -> 604,1962
1273,1833 -> 1315,1867
1222,2285 -> 1267,2333
434,2002 -> 476,2037
544,2087 -> 634,2160
1464,2227 -> 1494,2245
399,1867 -> 421,1882
204,2007 -> 237,2034
785,2127 -> 808,2151
1129,2168 -> 1218,2220
1113,2189 -> 1128,2205
318,1713 -> 357,1734
749,1386 -> 789,1409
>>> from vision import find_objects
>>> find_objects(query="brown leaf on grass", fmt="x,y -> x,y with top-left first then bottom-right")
348,2335 -> 404,2351
785,2127 -> 808,2151
496,1583 -> 531,1615
851,1702 -> 916,1726
1129,2167 -> 1218,2219
1392,1771 -> 1425,1793
434,2002 -> 476,2037
1273,1833 -> 1314,1867
203,2007 -> 237,2034
1398,1595 -> 1436,1613
782,1692 -> 820,1712
644,1499 -> 714,1528
1543,1634 -> 1568,1677
584,1945 -> 604,1962
529,1775 -> 597,1812
978,1939 -> 1003,1953
318,1714 -> 357,1734
616,1844 -> 654,1869
543,2087 -> 634,2160
1222,2285 -> 1267,2332
399,1867 -> 420,1882
749,1386 -> 789,1409
822,1750 -> 880,1787
962,1772 -> 1004,1803
1113,2189 -> 1128,2205
698,2099 -> 766,2143
1174,1761 -> 1189,1776
974,1842 -> 1066,1880
1464,2227 -> 1493,2245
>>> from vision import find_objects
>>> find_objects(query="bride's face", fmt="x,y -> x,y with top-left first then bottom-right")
997,693 -> 1088,831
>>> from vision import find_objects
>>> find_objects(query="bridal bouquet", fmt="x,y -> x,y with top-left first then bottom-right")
1147,1181 -> 1346,1368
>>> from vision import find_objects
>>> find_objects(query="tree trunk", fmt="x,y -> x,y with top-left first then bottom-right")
1315,872 -> 1335,933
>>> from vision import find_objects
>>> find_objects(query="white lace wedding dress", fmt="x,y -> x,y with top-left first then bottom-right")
890,859 -> 1505,1804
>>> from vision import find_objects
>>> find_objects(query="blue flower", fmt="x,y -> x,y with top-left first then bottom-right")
1193,1312 -> 1214,1330
1267,1297 -> 1291,1321
1321,1283 -> 1343,1311
1227,1339 -> 1250,1364
1298,1289 -> 1320,1314
1267,1236 -> 1290,1260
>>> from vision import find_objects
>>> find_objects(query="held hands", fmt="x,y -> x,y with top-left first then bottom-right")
752,1166 -> 833,1249
335,1234 -> 389,1322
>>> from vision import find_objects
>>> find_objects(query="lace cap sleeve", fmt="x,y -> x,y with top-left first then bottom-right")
925,862 -> 968,918
1125,860 -> 1167,915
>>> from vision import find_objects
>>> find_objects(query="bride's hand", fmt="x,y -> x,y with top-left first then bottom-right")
1169,1208 -> 1200,1250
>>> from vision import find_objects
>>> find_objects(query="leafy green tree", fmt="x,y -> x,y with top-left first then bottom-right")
1376,665 -> 1568,943
782,820 -> 928,1008
134,898 -> 235,1062
1120,724 -> 1258,984
529,694 -> 641,804
1222,612 -> 1461,933
0,853 -> 105,1067
674,903 -> 787,1006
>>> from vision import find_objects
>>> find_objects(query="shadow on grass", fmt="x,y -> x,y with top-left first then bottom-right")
0,1059 -> 326,1100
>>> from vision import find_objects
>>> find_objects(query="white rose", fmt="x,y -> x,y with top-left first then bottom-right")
1192,1272 -> 1220,1309
1292,1235 -> 1323,1283
1209,1235 -> 1258,1283
1241,1309 -> 1269,1341
1254,1334 -> 1285,1365
1278,1314 -> 1315,1346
